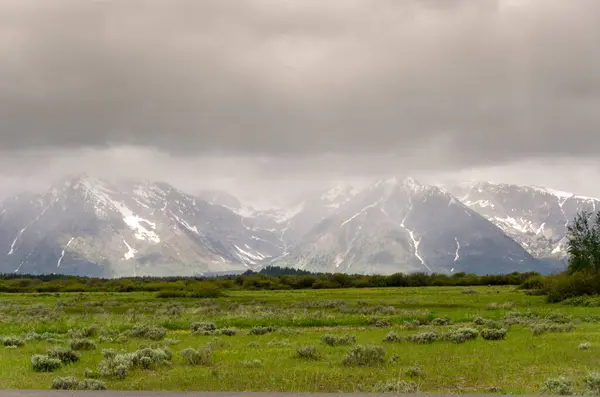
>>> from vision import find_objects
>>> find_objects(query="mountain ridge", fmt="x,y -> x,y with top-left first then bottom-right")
0,174 -> 588,277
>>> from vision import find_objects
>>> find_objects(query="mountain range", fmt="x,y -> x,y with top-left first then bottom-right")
1,174 -> 592,277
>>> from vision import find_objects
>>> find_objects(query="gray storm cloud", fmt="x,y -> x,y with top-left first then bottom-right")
0,0 -> 599,168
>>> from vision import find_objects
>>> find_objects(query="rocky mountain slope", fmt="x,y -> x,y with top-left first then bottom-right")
2,174 -> 592,277
272,177 -> 539,275
0,175 -> 283,277
449,182 -> 600,261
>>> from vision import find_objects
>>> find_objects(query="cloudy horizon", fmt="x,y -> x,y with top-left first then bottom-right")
1,0 -> 599,206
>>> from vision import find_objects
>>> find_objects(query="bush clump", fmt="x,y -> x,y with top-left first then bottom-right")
70,338 -> 97,351
191,322 -> 217,335
67,326 -> 97,339
431,316 -> 452,326
578,342 -> 591,350
373,379 -> 419,394
409,332 -> 438,344
295,346 -> 320,360
249,326 -> 277,335
180,347 -> 212,366
51,376 -> 107,390
321,334 -> 356,346
98,346 -> 172,378
481,328 -> 507,341
127,325 -> 166,341
240,359 -> 262,368
341,344 -> 385,367
47,347 -> 81,364
32,354 -> 62,372
371,317 -> 392,327
217,328 -> 237,336
405,366 -> 425,378
541,377 -> 573,395
444,328 -> 479,344
531,322 -> 574,336
382,331 -> 405,343
2,336 -> 24,347
583,372 -> 600,395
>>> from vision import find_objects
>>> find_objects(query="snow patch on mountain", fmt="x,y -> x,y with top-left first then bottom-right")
57,237 -> 75,267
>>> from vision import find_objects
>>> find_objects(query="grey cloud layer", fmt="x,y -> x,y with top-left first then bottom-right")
1,0 -> 599,169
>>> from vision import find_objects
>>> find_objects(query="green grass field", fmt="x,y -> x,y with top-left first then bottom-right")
1,286 -> 599,394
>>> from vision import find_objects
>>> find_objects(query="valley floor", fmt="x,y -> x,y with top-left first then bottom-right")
0,286 -> 599,394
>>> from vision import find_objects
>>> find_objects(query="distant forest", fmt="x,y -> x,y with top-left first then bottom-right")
0,266 -> 539,294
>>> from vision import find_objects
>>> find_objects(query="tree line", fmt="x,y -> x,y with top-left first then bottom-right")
0,268 -> 537,294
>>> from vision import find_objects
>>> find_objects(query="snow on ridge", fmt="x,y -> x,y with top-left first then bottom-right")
57,237 -> 75,267
341,203 -> 379,227
122,239 -> 137,260
454,237 -> 461,262
234,245 -> 266,266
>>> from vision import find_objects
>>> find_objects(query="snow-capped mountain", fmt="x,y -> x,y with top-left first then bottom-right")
273,177 -> 539,275
0,175 -> 283,277
449,181 -> 600,260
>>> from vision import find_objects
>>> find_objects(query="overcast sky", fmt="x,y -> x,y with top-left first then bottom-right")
1,0 -> 599,206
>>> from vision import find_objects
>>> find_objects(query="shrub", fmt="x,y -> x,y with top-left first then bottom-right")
240,359 -> 263,368
543,272 -> 600,303
405,366 -> 425,378
382,331 -> 404,343
249,326 -> 277,335
371,317 -> 392,327
578,342 -> 591,350
444,328 -> 479,344
431,316 -> 452,326
78,379 -> 107,391
67,326 -> 97,339
295,346 -> 320,360
483,319 -> 504,329
158,302 -> 185,316
487,302 -> 515,310
51,376 -> 107,391
531,322 -> 575,336
208,337 -> 229,350
481,328 -> 507,341
583,372 -> 600,395
541,377 -> 573,395
321,334 -> 356,346
217,328 -> 237,336
389,353 -> 400,364
98,351 -> 131,379
128,325 -> 166,340
180,347 -> 212,366
341,345 -> 385,367
70,338 -> 97,351
2,336 -> 24,347
409,332 -> 438,344
546,313 -> 571,324
47,347 -> 81,364
98,346 -> 171,378
473,317 -> 485,326
373,380 -> 418,394
133,347 -> 172,369
32,354 -> 62,372
51,376 -> 80,390
191,322 -> 217,335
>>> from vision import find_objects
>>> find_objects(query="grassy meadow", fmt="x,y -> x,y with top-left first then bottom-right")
1,285 -> 599,394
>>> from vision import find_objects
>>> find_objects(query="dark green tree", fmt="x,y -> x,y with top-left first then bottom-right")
567,210 -> 600,273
